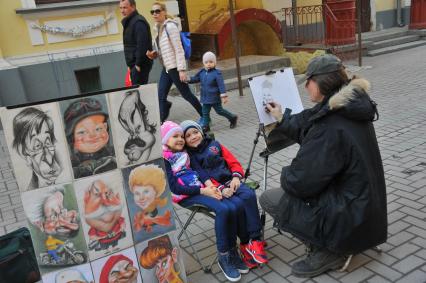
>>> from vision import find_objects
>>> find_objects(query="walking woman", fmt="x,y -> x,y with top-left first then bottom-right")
146,2 -> 202,123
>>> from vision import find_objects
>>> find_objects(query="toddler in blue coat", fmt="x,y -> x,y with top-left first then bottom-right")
188,51 -> 238,132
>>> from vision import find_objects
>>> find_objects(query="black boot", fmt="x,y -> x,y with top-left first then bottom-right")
229,116 -> 238,129
292,245 -> 345,278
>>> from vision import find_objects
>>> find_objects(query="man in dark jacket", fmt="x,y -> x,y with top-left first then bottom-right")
120,0 -> 153,85
260,55 -> 387,278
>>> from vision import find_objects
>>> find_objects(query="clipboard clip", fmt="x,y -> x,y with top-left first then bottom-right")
265,70 -> 276,76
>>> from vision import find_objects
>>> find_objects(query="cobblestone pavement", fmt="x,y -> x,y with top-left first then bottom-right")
1,46 -> 426,282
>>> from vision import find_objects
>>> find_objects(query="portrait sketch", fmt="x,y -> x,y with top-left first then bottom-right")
248,68 -> 304,125
21,184 -> 88,275
59,95 -> 117,179
0,104 -> 72,192
108,85 -> 162,168
91,247 -> 142,283
42,263 -> 94,283
121,159 -> 175,244
136,233 -> 187,283
74,170 -> 133,261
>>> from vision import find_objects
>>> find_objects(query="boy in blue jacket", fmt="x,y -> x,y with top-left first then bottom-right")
188,51 -> 238,132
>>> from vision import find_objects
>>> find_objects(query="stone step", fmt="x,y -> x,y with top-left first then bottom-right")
362,26 -> 408,43
367,40 -> 426,56
369,35 -> 420,50
408,29 -> 426,37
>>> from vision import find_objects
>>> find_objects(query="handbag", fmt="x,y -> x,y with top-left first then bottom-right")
0,227 -> 40,283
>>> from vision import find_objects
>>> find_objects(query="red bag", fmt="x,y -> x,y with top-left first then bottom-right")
125,68 -> 132,87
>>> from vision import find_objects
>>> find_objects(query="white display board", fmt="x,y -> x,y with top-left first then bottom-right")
248,68 -> 304,126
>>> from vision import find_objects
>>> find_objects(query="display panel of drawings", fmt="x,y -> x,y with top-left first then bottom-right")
248,68 -> 304,126
135,232 -> 187,283
0,103 -> 73,192
122,159 -> 176,244
74,170 -> 134,261
108,85 -> 162,168
0,85 -> 187,283
21,184 -> 89,275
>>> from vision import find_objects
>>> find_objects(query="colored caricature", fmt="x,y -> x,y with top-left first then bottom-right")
11,107 -> 62,190
62,97 -> 117,178
139,235 -> 184,283
22,185 -> 88,271
55,268 -> 92,283
118,89 -> 156,164
84,179 -> 126,252
128,164 -> 171,233
99,254 -> 139,283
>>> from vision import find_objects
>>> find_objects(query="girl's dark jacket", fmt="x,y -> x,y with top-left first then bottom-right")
271,78 -> 387,255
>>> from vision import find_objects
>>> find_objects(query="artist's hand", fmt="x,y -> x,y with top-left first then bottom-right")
179,71 -> 187,82
266,102 -> 283,121
229,177 -> 241,192
135,65 -> 141,72
204,180 -> 214,187
221,96 -> 228,104
146,50 -> 158,60
221,187 -> 234,198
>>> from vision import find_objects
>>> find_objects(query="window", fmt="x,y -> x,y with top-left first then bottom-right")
75,67 -> 102,94
35,0 -> 80,4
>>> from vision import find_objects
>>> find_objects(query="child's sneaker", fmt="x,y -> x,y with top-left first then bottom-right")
218,252 -> 241,282
239,244 -> 258,269
245,240 -> 268,264
230,116 -> 238,129
230,247 -> 249,274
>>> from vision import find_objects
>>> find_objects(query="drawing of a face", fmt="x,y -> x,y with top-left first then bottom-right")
100,255 -> 138,283
42,191 -> 79,237
133,185 -> 156,210
74,115 -> 109,154
155,254 -> 175,283
262,80 -> 273,106
119,90 -> 156,163
12,107 -> 62,189
84,180 -> 122,233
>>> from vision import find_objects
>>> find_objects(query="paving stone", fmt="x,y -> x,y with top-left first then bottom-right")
339,267 -> 374,283
388,243 -> 421,259
267,257 -> 292,277
392,255 -> 425,274
262,271 -> 289,283
366,275 -> 392,283
386,231 -> 415,246
364,260 -> 402,281
395,270 -> 426,283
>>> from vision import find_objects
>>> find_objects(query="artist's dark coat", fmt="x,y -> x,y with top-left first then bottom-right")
272,78 -> 387,254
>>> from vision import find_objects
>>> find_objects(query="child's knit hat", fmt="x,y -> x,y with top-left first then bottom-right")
161,121 -> 183,145
203,51 -> 217,65
180,120 -> 203,136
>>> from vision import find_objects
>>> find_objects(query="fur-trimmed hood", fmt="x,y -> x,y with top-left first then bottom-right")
312,78 -> 377,122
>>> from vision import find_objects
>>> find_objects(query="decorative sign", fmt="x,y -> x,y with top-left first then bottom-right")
0,85 -> 187,283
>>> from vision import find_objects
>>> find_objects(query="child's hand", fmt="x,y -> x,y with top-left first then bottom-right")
221,187 -> 234,198
229,177 -> 241,192
146,50 -> 158,60
201,186 -> 222,200
221,96 -> 229,104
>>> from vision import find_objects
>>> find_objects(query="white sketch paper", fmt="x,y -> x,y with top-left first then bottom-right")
248,68 -> 304,126
108,85 -> 162,168
0,103 -> 73,192
42,263 -> 94,283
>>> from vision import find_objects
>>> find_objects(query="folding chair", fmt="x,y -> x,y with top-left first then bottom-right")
173,204 -> 217,273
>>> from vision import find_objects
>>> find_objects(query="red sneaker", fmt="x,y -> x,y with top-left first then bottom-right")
245,240 -> 268,264
239,243 -> 258,269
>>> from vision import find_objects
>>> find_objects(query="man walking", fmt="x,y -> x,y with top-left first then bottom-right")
120,0 -> 153,85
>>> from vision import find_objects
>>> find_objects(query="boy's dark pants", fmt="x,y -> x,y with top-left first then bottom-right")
201,103 -> 236,127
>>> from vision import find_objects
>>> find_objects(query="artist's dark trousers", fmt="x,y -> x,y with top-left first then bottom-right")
130,65 -> 151,85
158,67 -> 202,122
180,184 -> 261,252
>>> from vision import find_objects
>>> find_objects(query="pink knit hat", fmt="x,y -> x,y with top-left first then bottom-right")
161,121 -> 183,145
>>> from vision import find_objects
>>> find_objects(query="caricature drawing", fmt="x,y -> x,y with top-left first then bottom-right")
118,89 -> 156,164
128,164 -> 171,232
84,179 -> 126,252
99,254 -> 139,283
54,268 -> 93,283
261,79 -> 274,106
139,235 -> 184,283
63,97 -> 117,178
12,107 -> 62,190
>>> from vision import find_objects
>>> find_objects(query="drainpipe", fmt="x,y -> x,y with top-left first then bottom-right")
396,0 -> 403,26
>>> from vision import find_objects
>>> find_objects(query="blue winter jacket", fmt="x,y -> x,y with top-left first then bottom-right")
189,68 -> 226,104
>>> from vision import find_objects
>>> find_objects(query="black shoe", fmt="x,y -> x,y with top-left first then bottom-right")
291,246 -> 345,278
230,116 -> 238,129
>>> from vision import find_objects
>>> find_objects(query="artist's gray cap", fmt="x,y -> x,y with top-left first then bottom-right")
306,54 -> 343,78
